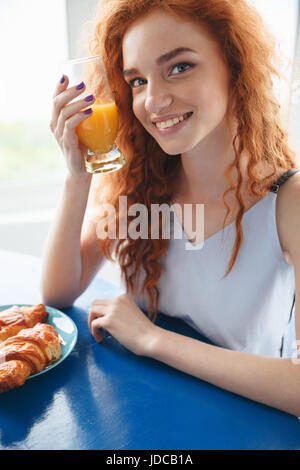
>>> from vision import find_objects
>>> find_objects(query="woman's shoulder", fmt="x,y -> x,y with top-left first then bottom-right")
275,169 -> 300,263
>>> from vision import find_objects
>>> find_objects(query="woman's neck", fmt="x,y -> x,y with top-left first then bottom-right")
178,121 -> 241,204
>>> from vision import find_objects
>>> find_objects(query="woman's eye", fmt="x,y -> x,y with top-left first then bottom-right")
171,62 -> 193,75
128,62 -> 194,88
129,78 -> 147,88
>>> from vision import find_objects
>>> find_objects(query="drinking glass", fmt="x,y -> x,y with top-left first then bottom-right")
63,55 -> 126,174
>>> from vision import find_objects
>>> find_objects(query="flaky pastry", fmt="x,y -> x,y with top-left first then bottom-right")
0,322 -> 61,393
0,304 -> 48,343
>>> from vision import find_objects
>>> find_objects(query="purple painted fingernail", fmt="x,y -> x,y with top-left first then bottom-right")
76,81 -> 85,90
60,75 -> 65,84
83,108 -> 93,115
84,94 -> 94,102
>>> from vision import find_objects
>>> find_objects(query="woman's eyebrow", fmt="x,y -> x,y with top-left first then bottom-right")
123,47 -> 197,78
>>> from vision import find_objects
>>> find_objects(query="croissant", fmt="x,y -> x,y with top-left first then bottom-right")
0,322 -> 61,393
0,304 -> 48,343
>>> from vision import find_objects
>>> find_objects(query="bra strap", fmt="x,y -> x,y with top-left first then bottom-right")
270,168 -> 299,193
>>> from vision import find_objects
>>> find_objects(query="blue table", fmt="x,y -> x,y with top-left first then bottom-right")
0,249 -> 300,450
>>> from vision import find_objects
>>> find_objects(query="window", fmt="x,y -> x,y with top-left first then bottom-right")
0,0 -> 68,257
250,0 -> 300,155
0,0 -> 69,184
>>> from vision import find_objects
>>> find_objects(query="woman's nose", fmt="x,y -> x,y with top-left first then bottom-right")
144,81 -> 173,114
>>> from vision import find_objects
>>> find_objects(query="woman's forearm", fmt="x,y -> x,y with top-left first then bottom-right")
41,173 -> 92,307
148,327 -> 300,417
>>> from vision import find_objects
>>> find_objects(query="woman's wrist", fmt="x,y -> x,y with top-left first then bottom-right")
144,325 -> 166,358
65,170 -> 92,187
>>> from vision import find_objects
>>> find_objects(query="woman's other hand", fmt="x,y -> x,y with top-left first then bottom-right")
88,293 -> 159,356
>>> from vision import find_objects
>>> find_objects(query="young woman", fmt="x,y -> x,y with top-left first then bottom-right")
43,0 -> 300,417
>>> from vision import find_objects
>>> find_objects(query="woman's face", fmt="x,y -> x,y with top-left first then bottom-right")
122,9 -> 231,156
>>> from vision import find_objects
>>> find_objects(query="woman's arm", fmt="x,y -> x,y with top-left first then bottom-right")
41,76 -> 105,308
87,292 -> 300,417
148,327 -> 300,417
41,173 -> 105,308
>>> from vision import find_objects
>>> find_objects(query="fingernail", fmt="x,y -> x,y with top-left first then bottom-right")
76,81 -> 85,90
83,108 -> 93,115
60,75 -> 65,84
84,94 -> 94,102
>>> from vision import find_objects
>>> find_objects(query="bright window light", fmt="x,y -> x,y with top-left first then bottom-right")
0,0 -> 68,183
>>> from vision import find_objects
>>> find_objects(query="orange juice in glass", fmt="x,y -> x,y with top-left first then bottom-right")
64,55 -> 126,174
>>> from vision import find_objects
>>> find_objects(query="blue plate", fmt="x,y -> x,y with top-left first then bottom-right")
0,304 -> 78,380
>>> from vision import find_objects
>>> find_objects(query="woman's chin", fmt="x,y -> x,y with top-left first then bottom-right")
159,142 -> 197,156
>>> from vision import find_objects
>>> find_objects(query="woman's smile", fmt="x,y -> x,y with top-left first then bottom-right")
152,111 -> 194,134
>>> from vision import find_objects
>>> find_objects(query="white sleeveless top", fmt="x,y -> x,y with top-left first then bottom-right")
131,191 -> 296,358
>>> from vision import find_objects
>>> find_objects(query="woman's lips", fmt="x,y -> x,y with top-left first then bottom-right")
153,112 -> 193,135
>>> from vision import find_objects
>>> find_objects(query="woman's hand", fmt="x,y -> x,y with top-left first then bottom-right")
50,75 -> 95,178
88,293 -> 159,356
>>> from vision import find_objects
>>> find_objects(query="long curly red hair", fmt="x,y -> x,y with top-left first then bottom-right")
88,0 -> 297,321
